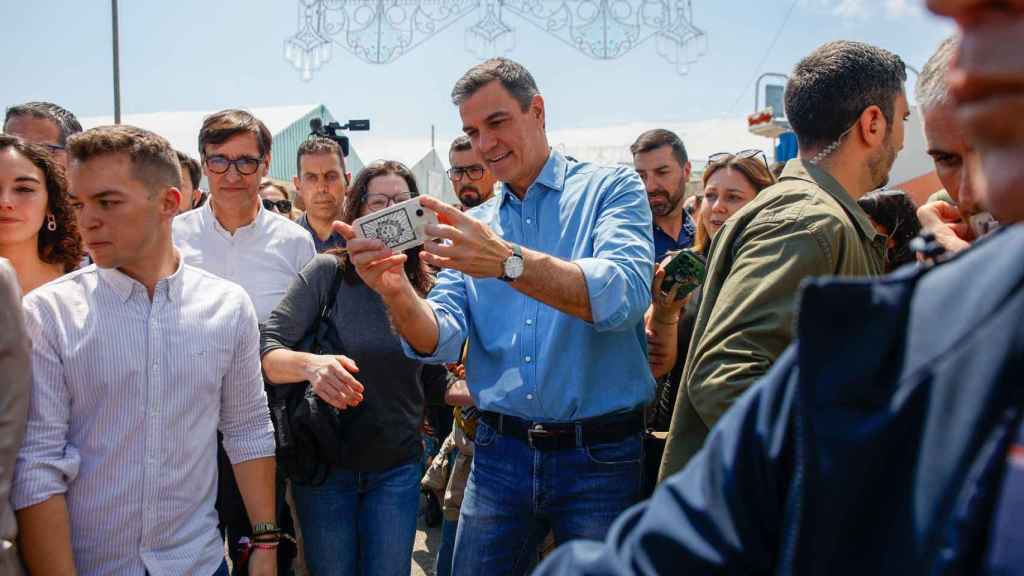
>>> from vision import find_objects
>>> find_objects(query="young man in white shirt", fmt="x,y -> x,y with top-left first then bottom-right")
13,125 -> 278,576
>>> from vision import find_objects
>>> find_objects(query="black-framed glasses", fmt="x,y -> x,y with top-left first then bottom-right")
262,198 -> 292,213
707,149 -> 769,170
205,155 -> 263,175
363,193 -> 412,211
447,165 -> 486,182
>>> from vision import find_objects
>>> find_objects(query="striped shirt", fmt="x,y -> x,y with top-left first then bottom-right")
12,260 -> 275,576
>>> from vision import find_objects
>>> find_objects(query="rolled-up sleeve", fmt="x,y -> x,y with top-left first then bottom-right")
220,290 -> 275,464
400,267 -> 468,364
576,168 -> 654,331
12,303 -> 80,511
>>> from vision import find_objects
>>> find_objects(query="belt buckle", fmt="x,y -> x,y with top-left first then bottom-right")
527,424 -> 555,450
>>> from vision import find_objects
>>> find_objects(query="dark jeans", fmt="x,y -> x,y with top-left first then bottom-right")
452,418 -> 643,575
290,460 -> 421,576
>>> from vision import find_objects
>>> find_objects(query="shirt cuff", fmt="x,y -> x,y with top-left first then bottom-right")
222,419 -> 276,464
400,302 -> 462,364
576,257 -> 633,331
11,444 -> 81,510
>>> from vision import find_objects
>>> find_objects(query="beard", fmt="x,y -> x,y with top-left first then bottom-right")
458,186 -> 484,208
868,137 -> 898,191
648,186 -> 684,217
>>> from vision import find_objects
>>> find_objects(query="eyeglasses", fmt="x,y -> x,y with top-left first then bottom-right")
447,165 -> 486,182
205,155 -> 263,175
262,198 -> 292,213
364,193 -> 411,211
707,149 -> 769,170
41,143 -> 66,155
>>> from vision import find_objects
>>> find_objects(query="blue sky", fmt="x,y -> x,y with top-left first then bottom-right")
1,0 -> 954,152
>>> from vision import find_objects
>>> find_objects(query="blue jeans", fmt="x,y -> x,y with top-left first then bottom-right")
290,460 -> 421,576
434,517 -> 459,576
452,419 -> 643,575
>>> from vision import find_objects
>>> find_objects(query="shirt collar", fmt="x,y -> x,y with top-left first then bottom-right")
780,159 -> 882,242
204,196 -> 264,237
97,250 -> 186,303
500,148 -> 567,205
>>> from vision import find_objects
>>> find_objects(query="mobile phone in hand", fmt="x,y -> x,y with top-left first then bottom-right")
351,197 -> 439,252
660,249 -> 706,300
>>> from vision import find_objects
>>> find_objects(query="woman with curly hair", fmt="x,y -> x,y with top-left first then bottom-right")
0,135 -> 83,294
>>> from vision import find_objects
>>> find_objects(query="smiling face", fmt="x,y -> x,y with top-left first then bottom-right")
458,80 -> 549,195
67,153 -> 174,271
203,132 -> 268,213
701,167 -> 759,238
0,147 -> 49,252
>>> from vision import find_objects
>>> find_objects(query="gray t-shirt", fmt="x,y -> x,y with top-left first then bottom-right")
261,254 -> 447,472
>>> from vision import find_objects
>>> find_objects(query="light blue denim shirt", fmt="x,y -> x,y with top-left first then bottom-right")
403,150 -> 656,422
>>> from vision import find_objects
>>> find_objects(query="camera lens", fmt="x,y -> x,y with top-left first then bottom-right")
416,209 -> 424,217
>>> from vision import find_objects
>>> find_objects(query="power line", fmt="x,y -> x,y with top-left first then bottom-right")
728,0 -> 800,114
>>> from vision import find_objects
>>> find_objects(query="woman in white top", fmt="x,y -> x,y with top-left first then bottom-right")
0,135 -> 83,294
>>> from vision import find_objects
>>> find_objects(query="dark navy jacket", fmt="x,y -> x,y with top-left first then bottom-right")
537,224 -> 1024,575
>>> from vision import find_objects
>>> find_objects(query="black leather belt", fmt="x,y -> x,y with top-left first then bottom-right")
479,409 -> 644,451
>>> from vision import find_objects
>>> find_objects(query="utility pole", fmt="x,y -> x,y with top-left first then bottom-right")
112,0 -> 122,124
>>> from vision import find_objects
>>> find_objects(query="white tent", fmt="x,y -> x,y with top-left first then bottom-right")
410,148 -> 457,206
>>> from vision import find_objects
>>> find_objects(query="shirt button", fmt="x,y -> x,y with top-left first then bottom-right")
526,394 -> 534,400
525,319 -> 533,326
526,218 -> 532,224
525,356 -> 532,363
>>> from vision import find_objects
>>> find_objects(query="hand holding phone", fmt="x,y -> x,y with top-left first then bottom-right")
659,249 -> 706,301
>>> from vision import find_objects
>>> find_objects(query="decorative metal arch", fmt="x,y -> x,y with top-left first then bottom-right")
285,1 -> 708,80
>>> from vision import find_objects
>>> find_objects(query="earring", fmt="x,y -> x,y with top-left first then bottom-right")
46,214 -> 57,232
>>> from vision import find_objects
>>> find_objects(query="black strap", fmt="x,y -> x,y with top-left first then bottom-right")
310,264 -> 344,355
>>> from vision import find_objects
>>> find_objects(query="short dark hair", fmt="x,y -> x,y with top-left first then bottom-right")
450,134 -> 473,154
4,101 -> 82,145
0,135 -> 84,271
785,41 -> 907,152
198,109 -> 272,159
451,58 -> 539,112
67,125 -> 182,195
175,150 -> 201,189
296,136 -> 346,176
630,129 -> 689,167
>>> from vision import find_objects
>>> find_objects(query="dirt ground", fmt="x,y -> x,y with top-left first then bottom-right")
411,514 -> 443,576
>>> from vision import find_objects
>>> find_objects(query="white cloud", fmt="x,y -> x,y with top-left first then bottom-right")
806,0 -> 925,21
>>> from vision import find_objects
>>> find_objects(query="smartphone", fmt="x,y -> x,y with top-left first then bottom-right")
660,249 -> 706,300
351,196 -> 439,252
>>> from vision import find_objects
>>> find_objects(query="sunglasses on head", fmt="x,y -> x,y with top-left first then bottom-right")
262,198 -> 292,213
707,149 -> 769,170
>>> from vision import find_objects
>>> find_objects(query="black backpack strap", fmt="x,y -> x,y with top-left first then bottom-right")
310,263 -> 344,354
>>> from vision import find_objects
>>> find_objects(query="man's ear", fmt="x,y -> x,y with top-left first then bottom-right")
857,105 -> 888,149
531,94 -> 545,124
292,175 -> 301,191
162,186 -> 182,216
261,153 -> 272,178
683,160 -> 692,181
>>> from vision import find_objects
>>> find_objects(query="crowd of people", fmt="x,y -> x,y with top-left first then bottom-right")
0,0 -> 1020,574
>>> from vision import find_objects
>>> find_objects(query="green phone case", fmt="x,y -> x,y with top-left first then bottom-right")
661,249 -> 706,300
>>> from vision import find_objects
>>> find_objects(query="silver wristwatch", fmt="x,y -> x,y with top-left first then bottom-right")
499,243 -> 524,282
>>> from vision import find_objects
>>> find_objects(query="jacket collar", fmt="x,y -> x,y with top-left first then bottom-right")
780,159 -> 882,243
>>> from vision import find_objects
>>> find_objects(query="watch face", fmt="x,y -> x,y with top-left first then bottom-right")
504,255 -> 524,279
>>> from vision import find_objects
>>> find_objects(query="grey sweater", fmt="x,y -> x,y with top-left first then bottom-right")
261,254 -> 447,472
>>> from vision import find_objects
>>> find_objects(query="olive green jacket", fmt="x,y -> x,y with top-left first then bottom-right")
658,159 -> 886,481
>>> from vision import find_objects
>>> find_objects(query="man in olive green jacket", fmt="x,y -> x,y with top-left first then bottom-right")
659,40 -> 908,481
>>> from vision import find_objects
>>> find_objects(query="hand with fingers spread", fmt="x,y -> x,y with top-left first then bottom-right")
415,195 -> 514,278
333,220 -> 413,299
304,354 -> 364,410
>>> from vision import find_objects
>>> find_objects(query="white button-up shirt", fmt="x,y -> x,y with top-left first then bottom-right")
12,261 -> 275,576
172,201 -> 316,322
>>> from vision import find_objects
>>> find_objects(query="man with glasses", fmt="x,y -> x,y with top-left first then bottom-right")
293,136 -> 349,251
448,134 -> 497,210
630,129 -> 696,262
658,41 -> 904,480
172,109 -> 313,571
3,101 -> 82,170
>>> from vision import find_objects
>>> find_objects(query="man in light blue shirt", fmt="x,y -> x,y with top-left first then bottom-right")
340,58 -> 655,575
